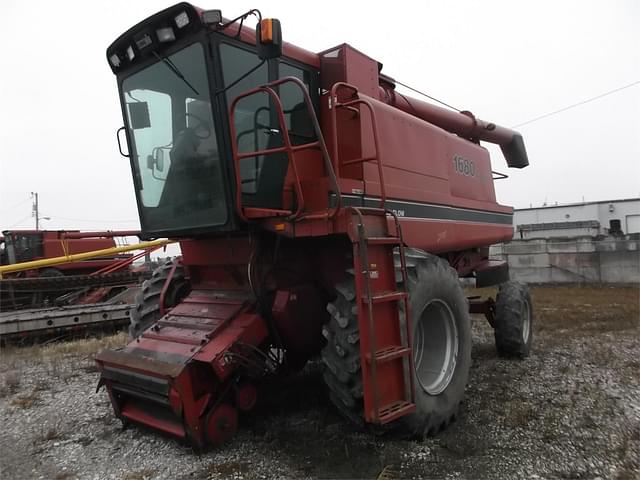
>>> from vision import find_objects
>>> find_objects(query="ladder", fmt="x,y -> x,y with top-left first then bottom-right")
351,207 -> 416,424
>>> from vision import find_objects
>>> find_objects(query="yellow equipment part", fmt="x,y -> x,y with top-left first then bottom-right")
0,239 -> 174,278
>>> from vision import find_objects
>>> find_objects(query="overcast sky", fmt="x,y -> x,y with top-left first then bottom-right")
1,0 -> 638,234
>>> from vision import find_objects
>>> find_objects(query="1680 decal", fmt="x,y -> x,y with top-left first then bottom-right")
453,155 -> 475,177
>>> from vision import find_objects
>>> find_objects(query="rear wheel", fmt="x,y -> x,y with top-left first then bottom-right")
321,249 -> 471,437
493,281 -> 533,358
129,258 -> 190,338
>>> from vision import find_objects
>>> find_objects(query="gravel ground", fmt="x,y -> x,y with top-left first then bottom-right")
1,285 -> 638,480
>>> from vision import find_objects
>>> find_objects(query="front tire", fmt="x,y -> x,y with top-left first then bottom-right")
321,249 -> 471,437
402,250 -> 471,437
129,258 -> 190,338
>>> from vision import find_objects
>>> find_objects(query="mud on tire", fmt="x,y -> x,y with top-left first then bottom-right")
494,281 -> 533,358
321,249 -> 472,438
129,258 -> 190,338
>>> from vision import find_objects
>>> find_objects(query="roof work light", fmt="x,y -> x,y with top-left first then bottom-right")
156,27 -> 176,42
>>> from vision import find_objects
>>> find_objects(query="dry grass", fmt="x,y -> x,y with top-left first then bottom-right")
36,425 -> 64,443
54,472 -> 76,480
474,284 -> 639,336
1,332 -> 129,364
0,370 -> 21,397
621,359 -> 640,386
205,461 -> 250,478
40,332 -> 129,356
10,391 -> 39,409
533,285 -> 639,333
122,469 -> 156,480
502,400 -> 537,428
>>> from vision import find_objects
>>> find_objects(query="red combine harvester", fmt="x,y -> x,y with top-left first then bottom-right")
1,230 -> 125,276
95,3 -> 533,448
0,230 -> 145,312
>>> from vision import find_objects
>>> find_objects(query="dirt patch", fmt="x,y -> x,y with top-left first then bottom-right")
1,285 -> 638,479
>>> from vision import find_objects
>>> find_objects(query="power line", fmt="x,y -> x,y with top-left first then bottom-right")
393,79 -> 461,112
512,80 -> 640,129
0,197 -> 30,213
7,215 -> 32,228
43,213 -> 138,224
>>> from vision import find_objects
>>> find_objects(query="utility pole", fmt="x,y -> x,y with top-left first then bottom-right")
31,192 -> 39,230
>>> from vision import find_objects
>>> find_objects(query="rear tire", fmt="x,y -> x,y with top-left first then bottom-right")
321,249 -> 471,437
494,281 -> 533,358
129,258 -> 190,338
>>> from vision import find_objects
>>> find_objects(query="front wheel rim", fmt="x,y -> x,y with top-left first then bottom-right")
413,299 -> 459,395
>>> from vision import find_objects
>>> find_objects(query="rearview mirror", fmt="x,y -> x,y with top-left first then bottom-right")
147,149 -> 165,172
155,149 -> 165,172
128,102 -> 151,129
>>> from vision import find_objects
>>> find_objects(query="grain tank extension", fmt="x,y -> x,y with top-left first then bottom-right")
95,3 -> 534,448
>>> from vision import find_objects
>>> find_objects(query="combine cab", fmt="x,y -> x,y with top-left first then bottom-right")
95,3 -> 533,448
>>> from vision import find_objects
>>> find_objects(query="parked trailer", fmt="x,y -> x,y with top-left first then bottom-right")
0,303 -> 133,342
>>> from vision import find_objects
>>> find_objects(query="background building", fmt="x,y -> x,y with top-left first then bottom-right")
513,198 -> 640,239
490,198 -> 640,283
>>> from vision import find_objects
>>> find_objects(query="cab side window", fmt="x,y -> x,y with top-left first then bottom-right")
279,63 -> 317,146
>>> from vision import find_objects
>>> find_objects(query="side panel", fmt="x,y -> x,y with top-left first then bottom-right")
359,99 -> 499,208
313,43 -> 512,255
337,195 -> 513,252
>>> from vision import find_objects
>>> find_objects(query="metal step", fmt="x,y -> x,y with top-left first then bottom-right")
366,237 -> 401,245
366,345 -> 411,363
156,318 -> 218,332
362,291 -> 408,304
378,400 -> 416,424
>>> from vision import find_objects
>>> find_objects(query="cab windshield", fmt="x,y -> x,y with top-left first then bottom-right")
122,42 -> 227,233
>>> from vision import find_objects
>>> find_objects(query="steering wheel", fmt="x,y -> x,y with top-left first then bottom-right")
184,112 -> 212,139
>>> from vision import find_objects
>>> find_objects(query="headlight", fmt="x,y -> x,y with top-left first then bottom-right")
174,11 -> 189,29
135,34 -> 152,50
156,27 -> 176,43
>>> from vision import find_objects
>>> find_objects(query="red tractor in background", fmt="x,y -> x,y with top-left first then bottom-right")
96,3 -> 533,448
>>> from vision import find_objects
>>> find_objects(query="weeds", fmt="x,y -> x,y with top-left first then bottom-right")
36,425 -> 64,443
54,472 -> 76,480
2,332 -> 128,366
122,469 -> 156,480
33,377 -> 51,392
0,371 -> 21,397
10,391 -> 39,409
503,400 -> 537,428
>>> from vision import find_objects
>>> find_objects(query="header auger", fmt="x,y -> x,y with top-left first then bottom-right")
95,3 -> 533,448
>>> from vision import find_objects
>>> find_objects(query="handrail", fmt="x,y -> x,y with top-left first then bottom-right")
229,76 -> 341,222
329,83 -> 386,209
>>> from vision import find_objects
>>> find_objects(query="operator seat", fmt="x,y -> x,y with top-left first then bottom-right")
242,101 -> 315,210
161,99 -> 224,219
